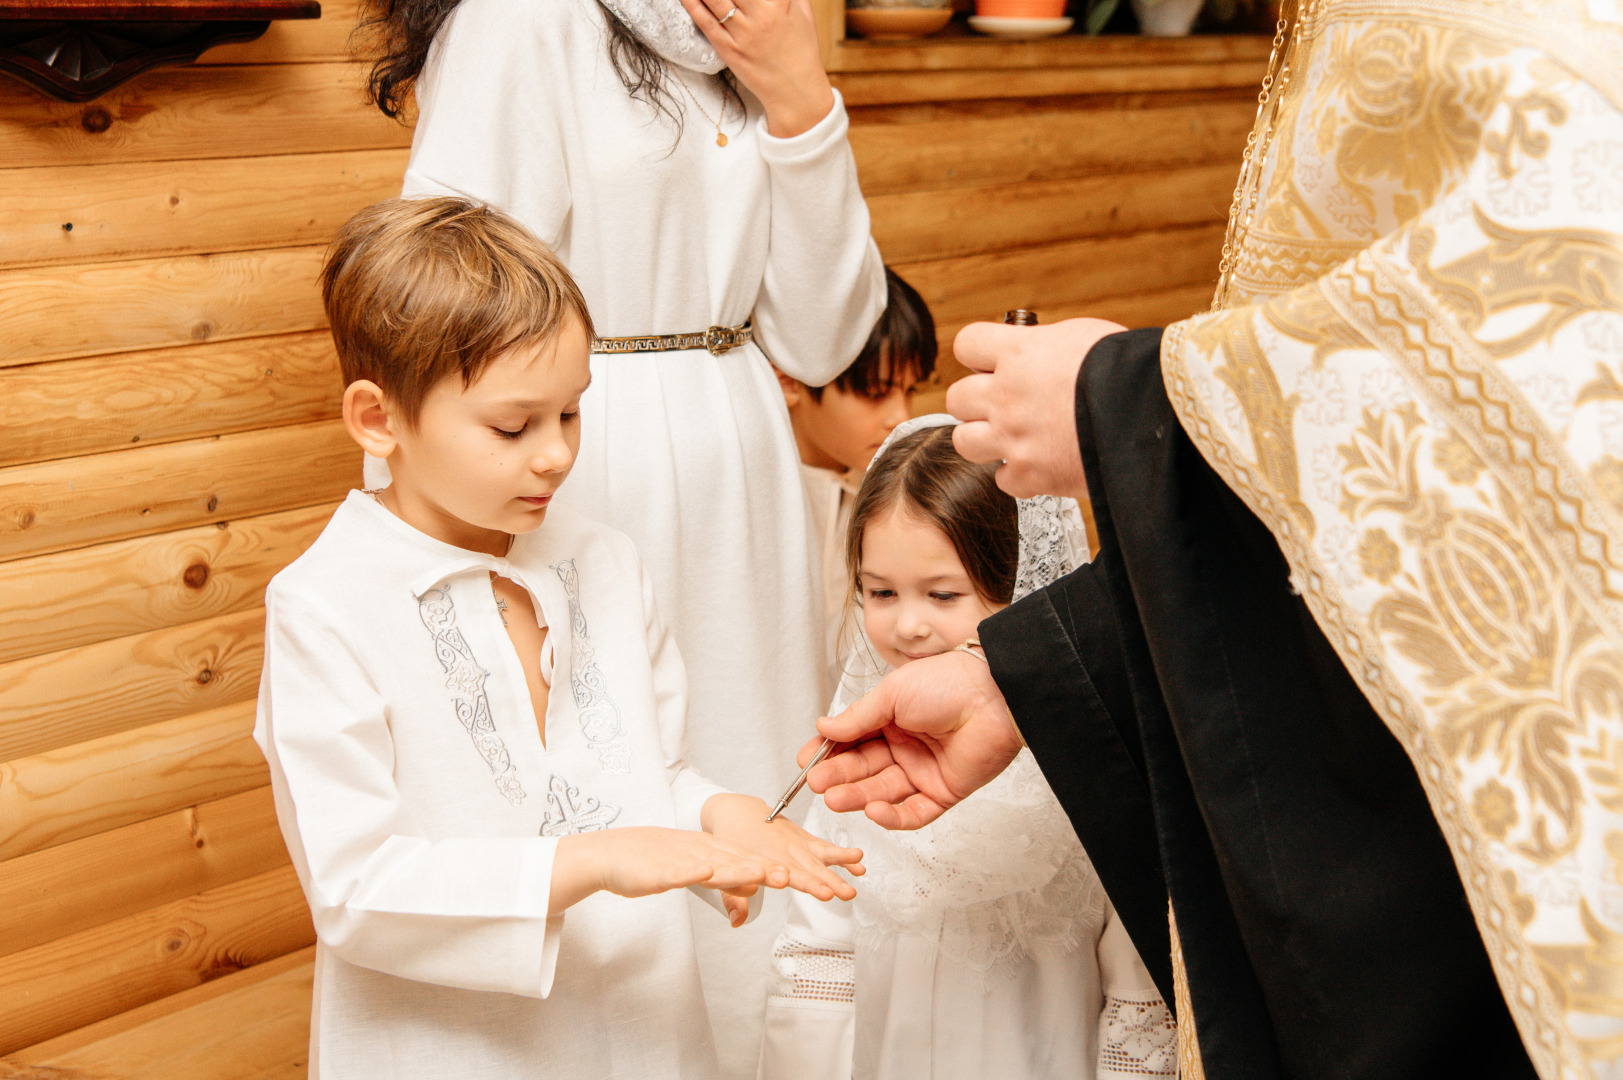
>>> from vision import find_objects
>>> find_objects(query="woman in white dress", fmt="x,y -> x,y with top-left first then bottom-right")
760,417 -> 1177,1080
358,0 -> 885,1071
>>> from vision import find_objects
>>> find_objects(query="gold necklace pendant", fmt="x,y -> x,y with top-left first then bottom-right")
716,131 -> 728,148
680,75 -> 729,148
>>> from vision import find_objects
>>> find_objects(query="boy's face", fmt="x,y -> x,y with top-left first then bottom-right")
378,317 -> 593,555
784,371 -> 917,476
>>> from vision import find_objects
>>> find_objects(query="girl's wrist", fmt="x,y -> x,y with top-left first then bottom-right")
761,79 -> 835,139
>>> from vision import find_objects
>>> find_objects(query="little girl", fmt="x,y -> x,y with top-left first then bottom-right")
759,417 -> 1177,1080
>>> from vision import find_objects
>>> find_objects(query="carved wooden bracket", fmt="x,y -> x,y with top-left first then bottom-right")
0,0 -> 319,101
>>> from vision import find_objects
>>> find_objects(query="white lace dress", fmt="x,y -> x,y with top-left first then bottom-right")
758,418 -> 1177,1080
398,0 -> 886,1073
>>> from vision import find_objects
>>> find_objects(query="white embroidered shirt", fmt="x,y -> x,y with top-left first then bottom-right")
255,491 -> 731,1079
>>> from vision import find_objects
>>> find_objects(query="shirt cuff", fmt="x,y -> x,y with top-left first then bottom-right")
518,836 -> 565,997
755,89 -> 849,166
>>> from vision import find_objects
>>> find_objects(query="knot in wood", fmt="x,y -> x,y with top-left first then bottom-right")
162,930 -> 191,955
183,563 -> 210,589
196,668 -> 215,685
206,496 -> 219,513
80,106 -> 112,134
16,509 -> 35,530
191,321 -> 214,342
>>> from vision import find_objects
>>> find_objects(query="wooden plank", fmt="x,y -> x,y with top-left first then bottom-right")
833,59 -> 1266,106
0,418 -> 357,562
0,245 -> 326,367
0,61 -> 407,170
0,701 -> 266,863
0,788 -> 288,959
848,96 -> 1255,195
0,333 -> 341,467
828,28 -> 1273,73
0,865 -> 315,1055
0,150 -> 406,270
199,0 -> 362,63
897,222 -> 1225,334
869,164 -> 1237,263
7,947 -> 313,1077
0,504 -> 331,664
0,609 -> 265,764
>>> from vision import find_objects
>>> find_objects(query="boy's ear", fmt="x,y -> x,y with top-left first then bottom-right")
342,380 -> 399,458
773,366 -> 806,409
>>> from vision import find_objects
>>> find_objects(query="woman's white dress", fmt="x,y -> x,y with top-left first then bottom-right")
400,1 -> 886,1072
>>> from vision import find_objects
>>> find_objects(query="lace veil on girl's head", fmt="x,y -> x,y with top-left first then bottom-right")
824,414 -> 1100,977
831,413 -> 1091,712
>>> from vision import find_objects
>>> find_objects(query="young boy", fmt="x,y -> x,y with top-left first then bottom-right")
776,268 -> 938,644
255,197 -> 861,1080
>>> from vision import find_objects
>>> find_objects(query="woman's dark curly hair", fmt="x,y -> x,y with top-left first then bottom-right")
360,0 -> 740,139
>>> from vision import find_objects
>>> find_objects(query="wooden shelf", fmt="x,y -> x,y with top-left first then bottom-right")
831,23 -> 1271,72
0,0 -> 319,101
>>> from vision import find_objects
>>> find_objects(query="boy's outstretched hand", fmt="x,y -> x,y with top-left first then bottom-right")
702,793 -> 864,904
553,826 -> 787,927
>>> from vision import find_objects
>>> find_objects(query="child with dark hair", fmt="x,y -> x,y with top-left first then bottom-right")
778,268 -> 939,649
759,418 -> 1176,1080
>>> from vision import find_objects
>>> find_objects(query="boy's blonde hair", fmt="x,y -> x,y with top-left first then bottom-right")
321,197 -> 594,424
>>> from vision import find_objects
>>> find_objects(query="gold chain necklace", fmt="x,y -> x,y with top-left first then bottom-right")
1211,0 -> 1315,311
679,75 -> 732,147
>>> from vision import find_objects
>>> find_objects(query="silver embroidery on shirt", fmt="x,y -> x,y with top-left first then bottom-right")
418,585 -> 526,806
552,559 -> 632,773
539,773 -> 621,836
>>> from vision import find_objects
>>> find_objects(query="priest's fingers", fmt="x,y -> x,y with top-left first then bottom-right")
951,419 -> 1003,466
864,793 -> 948,831
944,370 -> 993,424
952,321 -> 1011,375
807,737 -> 898,793
820,762 -> 922,813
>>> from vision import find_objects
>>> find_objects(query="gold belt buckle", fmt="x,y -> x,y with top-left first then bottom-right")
705,325 -> 737,356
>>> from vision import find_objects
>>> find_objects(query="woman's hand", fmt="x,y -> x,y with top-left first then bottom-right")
702,794 -> 864,901
676,0 -> 835,138
553,826 -> 788,927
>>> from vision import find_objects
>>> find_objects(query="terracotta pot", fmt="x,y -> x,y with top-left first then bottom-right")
975,0 -> 1066,18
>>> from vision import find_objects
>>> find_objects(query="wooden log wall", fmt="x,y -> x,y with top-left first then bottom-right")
0,10 -> 1264,1075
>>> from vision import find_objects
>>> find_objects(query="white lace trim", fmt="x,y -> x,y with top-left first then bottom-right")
771,933 -> 856,1005
1097,994 -> 1178,1078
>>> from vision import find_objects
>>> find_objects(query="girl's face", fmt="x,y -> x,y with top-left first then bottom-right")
858,505 -> 1005,670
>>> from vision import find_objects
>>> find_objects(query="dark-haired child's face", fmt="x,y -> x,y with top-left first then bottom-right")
785,372 -> 917,475
858,506 -> 1004,670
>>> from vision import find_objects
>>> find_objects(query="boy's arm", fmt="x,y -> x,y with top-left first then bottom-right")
256,586 -> 565,998
256,587 -> 779,993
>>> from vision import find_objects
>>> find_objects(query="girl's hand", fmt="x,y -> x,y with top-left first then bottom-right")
702,794 -> 864,901
554,826 -> 790,927
676,0 -> 835,138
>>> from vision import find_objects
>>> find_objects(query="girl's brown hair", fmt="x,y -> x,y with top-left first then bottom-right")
845,425 -> 1019,608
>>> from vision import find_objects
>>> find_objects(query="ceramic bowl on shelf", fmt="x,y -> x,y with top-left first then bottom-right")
966,13 -> 1073,35
845,5 -> 954,38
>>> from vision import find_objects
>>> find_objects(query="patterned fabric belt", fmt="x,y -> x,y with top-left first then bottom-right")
591,321 -> 753,357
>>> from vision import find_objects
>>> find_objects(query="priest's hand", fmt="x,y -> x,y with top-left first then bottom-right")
805,650 -> 1023,830
678,0 -> 835,139
948,317 -> 1126,501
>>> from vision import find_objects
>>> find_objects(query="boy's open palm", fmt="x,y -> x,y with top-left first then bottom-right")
702,794 -> 864,903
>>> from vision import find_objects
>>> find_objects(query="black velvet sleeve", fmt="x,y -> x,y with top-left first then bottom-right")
977,334 -> 1174,1009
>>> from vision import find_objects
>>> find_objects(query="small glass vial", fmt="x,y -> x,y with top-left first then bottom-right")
1004,309 -> 1038,325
